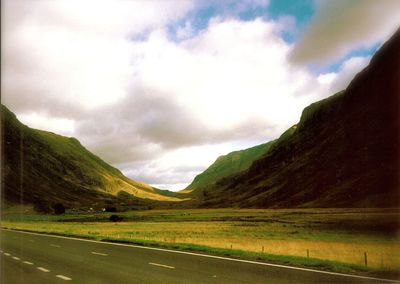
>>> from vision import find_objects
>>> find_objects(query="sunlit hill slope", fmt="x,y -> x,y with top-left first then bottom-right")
1,105 -> 183,208
183,141 -> 276,196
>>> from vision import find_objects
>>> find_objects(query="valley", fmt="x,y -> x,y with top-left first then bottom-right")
1,8 -> 399,282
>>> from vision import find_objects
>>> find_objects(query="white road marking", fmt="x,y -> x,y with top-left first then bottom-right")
12,256 -> 21,260
56,275 -> 72,281
149,262 -> 175,269
4,253 -> 11,256
50,244 -> 61,248
23,261 -> 34,265
37,267 -> 50,272
3,228 -> 399,283
212,275 -> 217,278
91,251 -> 108,256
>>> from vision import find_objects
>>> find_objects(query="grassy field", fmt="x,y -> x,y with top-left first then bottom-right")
1,207 -> 399,275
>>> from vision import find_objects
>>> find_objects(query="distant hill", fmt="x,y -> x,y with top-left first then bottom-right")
182,141 -> 275,196
187,28 -> 400,208
1,105 -> 183,208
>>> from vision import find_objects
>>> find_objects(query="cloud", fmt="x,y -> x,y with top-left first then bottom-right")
18,112 -> 75,136
290,0 -> 400,65
1,0 -> 193,115
318,56 -> 371,95
133,18 -> 321,133
119,143 -> 246,187
332,57 -> 371,93
73,85 -> 278,165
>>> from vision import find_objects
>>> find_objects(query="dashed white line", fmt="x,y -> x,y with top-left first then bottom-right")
4,253 -> 11,256
50,244 -> 61,248
91,251 -> 108,256
12,256 -> 21,260
23,261 -> 34,265
37,267 -> 50,272
56,275 -> 72,281
149,262 -> 175,269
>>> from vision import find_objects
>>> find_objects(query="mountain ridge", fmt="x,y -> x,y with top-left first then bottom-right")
184,28 -> 400,208
1,105 -> 183,208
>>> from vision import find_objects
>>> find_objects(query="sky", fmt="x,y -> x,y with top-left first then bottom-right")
2,0 -> 400,191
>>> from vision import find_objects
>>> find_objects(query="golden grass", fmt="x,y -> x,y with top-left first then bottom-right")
2,219 -> 399,270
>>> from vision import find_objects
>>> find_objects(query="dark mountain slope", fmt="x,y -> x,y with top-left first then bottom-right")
1,105 -> 183,208
196,28 -> 400,208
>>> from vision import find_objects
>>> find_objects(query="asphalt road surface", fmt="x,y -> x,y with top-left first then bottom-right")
1,229 -> 398,284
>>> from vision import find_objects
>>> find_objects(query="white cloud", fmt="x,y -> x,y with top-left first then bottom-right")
18,112 -> 75,136
133,18 -> 321,134
120,142 -> 249,188
318,56 -> 371,95
2,0 -> 193,114
290,0 -> 400,65
317,73 -> 336,85
330,56 -> 371,93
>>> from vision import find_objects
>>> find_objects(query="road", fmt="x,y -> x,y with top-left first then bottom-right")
0,229 -> 398,284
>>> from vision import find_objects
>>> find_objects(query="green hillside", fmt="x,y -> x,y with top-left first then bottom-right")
1,105 -> 183,208
183,141 -> 275,195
